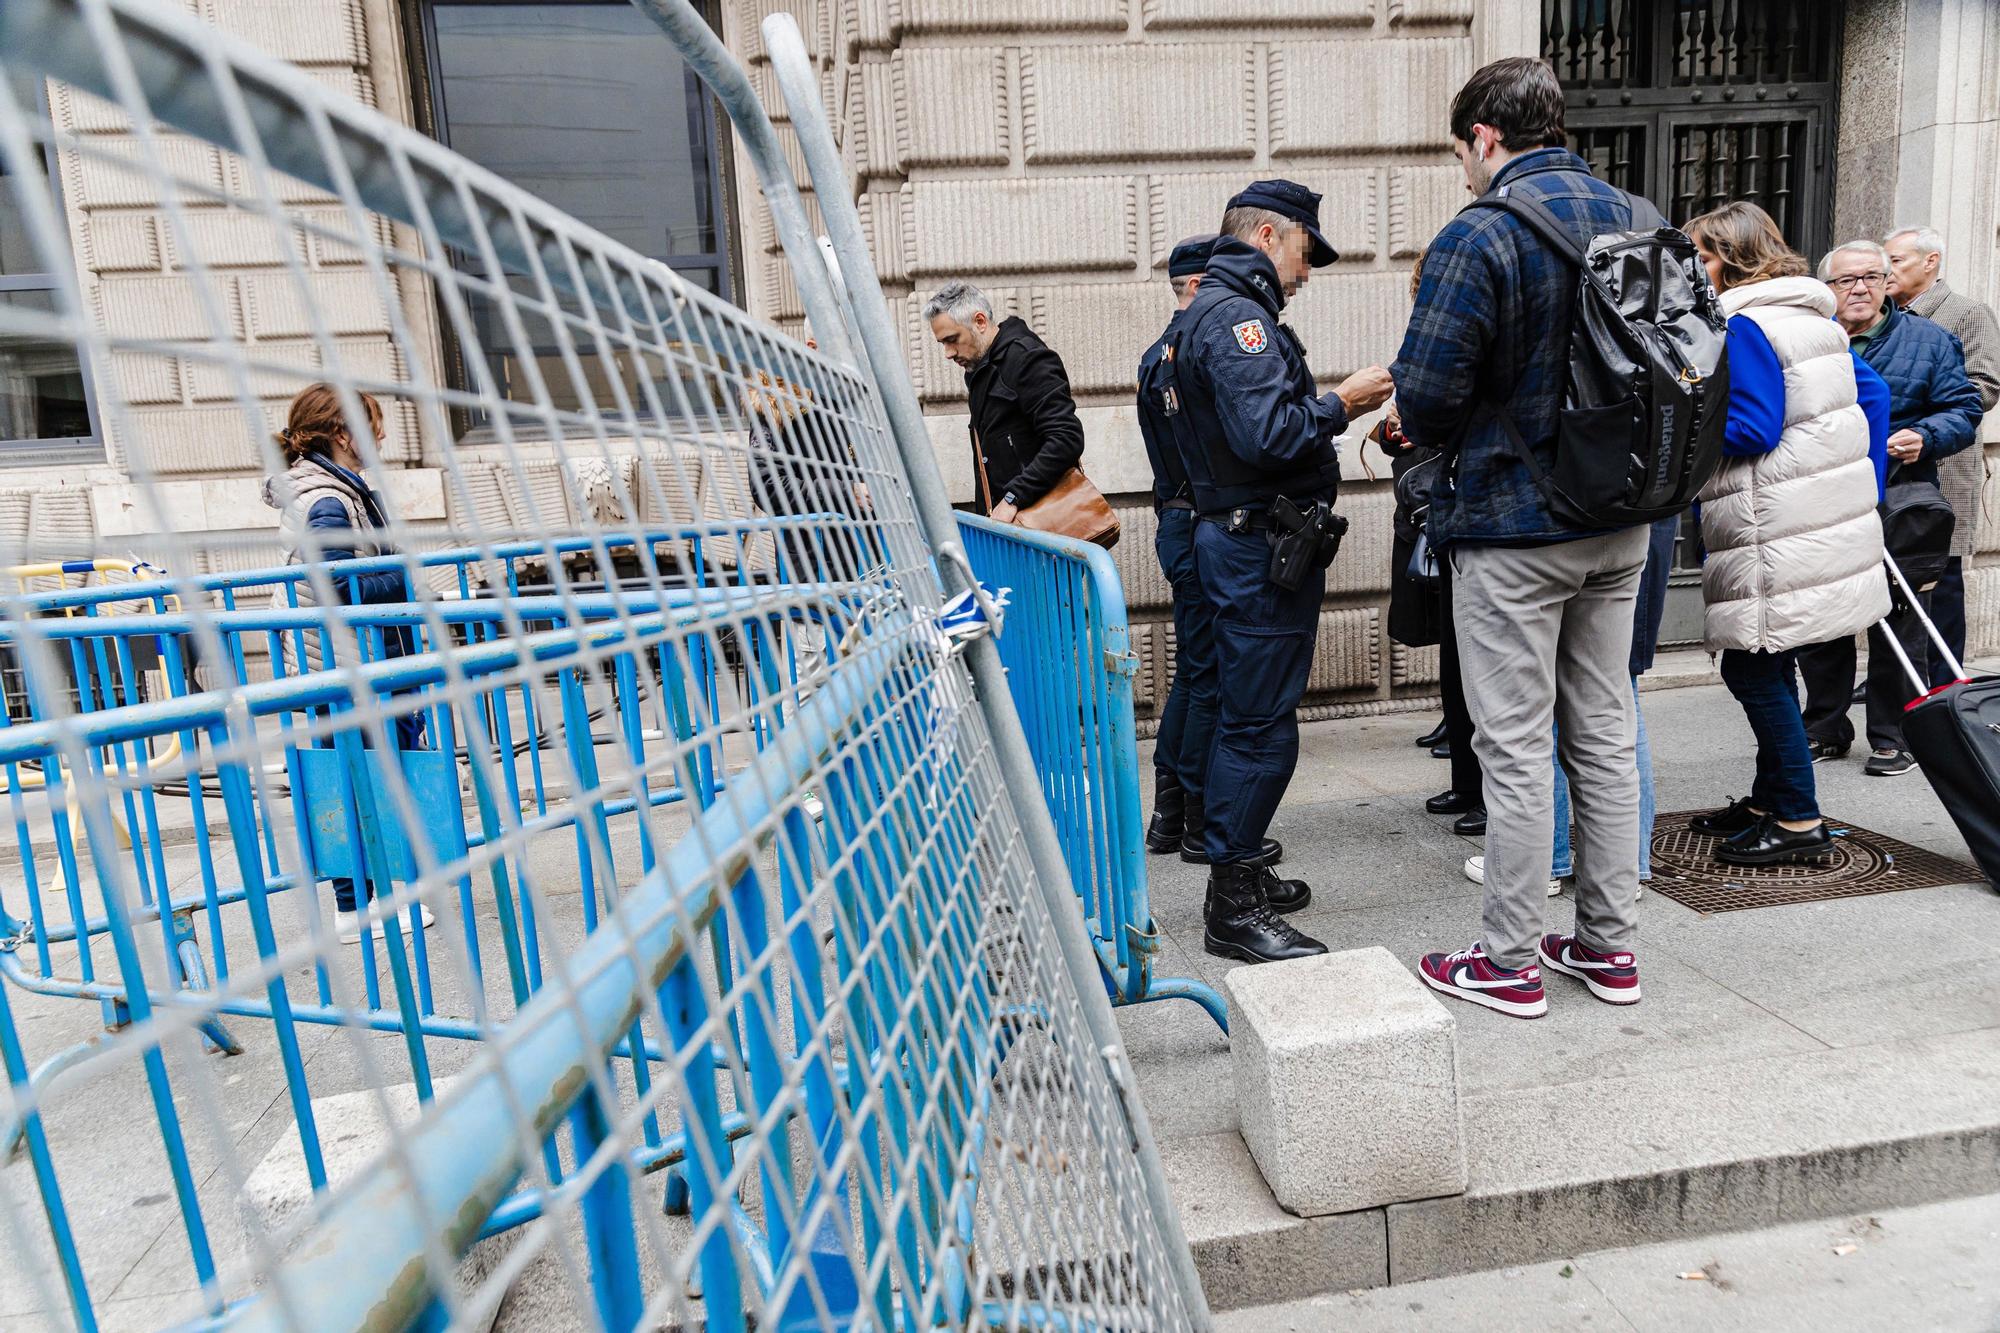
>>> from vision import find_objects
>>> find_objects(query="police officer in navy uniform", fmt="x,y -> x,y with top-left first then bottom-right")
1138,236 -> 1288,876
1161,180 -> 1395,964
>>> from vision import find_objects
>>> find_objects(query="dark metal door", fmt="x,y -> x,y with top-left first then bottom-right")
1545,0 -> 1844,645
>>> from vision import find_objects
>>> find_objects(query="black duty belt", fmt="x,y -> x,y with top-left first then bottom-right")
1160,497 -> 1195,512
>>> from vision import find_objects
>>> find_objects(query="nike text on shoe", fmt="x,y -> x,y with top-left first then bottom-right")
1417,942 -> 1548,1019
1536,933 -> 1641,1005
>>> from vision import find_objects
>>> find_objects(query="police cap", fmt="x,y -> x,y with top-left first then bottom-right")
1167,234 -> 1218,278
1225,179 -> 1338,267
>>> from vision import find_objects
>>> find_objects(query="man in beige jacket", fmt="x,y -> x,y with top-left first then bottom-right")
1886,225 -> 2000,681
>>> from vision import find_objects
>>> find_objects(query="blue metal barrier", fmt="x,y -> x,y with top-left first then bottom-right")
957,515 -> 1228,1032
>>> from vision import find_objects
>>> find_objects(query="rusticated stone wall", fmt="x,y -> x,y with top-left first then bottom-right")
725,0 -> 1541,719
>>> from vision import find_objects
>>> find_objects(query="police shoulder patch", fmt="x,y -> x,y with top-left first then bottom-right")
1231,319 -> 1268,354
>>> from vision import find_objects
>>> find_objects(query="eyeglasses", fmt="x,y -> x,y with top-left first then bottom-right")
1828,272 -> 1888,292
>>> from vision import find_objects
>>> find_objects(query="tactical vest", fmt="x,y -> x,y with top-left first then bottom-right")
1159,285 -> 1341,513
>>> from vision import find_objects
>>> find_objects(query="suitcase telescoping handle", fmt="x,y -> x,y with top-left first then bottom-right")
1877,552 -> 1969,696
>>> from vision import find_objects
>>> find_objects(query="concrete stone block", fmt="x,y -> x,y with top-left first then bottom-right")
1110,503 -> 1171,612
1151,169 -> 1377,268
23,488 -> 95,556
1327,486 -> 1394,598
734,0 -> 823,66
1160,1131 -> 1388,1311
1393,641 -> 1441,687
1030,283 -> 1175,394
1022,44 -> 1256,165
1285,270 -> 1419,381
162,206 -> 303,270
116,404 -> 268,475
206,0 -> 365,65
1130,617 -> 1167,714
1389,0 -> 1477,19
1271,38 -> 1472,156
105,350 -> 183,408
47,82 -> 132,135
82,214 -> 161,273
891,48 -> 1009,170
1143,0 -> 1371,26
181,338 -> 317,403
1309,607 -> 1379,693
908,177 -> 1140,277
97,273 -> 243,342
65,136 -> 226,210
241,270 -> 393,339
1227,946 -> 1467,1217
305,209 -> 397,268
858,190 -> 908,283
1389,163 -> 1468,258
1969,564 -> 2000,657
903,0 -> 1126,34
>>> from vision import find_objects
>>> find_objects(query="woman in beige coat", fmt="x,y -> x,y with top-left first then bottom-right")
1683,203 -> 1893,867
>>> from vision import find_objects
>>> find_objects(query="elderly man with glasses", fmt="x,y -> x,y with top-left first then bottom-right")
1795,240 -> 1985,776
1885,225 -> 2000,686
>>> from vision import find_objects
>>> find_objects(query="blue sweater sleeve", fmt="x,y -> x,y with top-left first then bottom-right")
1722,315 -> 1787,457
1853,353 -> 1891,502
305,496 -> 407,605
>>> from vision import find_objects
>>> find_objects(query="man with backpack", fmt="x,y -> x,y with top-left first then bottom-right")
1392,58 -> 1726,1019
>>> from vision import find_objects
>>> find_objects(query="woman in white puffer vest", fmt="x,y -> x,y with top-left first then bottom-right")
1683,203 -> 1893,869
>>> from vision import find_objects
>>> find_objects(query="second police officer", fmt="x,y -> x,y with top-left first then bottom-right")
1156,180 -> 1394,964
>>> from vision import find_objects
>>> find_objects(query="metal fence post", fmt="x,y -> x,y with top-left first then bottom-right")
757,15 -> 1216,1329
625,0 -> 859,371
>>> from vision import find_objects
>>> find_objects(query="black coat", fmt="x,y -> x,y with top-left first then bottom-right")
964,316 -> 1085,512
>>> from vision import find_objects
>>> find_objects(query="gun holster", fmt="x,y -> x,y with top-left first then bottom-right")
1266,496 -> 1348,591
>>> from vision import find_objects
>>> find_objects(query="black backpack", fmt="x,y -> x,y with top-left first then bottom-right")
1468,186 -> 1730,529
1880,468 -> 1955,608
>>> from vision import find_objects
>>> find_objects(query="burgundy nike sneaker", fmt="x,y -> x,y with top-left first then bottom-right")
1536,933 -> 1641,1005
1417,942 -> 1547,1019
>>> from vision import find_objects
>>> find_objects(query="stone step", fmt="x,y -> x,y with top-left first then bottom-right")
1163,1024 -> 2000,1312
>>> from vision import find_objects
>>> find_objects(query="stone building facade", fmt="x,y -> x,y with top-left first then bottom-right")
11,0 -> 2000,718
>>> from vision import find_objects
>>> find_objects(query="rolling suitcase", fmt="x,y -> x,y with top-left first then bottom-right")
1877,554 -> 2000,888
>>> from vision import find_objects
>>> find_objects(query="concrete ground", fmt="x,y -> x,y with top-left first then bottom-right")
1219,1188 -> 2000,1332
1122,665 -> 2000,1308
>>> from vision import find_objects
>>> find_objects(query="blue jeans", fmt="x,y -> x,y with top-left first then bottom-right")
1720,647 -> 1818,821
1551,677 -> 1654,880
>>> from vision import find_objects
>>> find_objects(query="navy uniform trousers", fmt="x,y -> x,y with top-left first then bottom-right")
1151,506 -> 1219,805
1194,518 -> 1324,864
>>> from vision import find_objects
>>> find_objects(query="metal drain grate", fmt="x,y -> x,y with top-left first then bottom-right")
1646,811 -> 1982,913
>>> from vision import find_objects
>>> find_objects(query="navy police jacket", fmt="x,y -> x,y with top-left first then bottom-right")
1161,238 -> 1346,513
1136,309 -> 1193,509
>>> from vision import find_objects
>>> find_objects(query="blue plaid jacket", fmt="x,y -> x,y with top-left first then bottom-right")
1391,148 -> 1644,545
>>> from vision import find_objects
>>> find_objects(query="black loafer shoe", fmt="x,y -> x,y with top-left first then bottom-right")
1689,796 -> 1761,838
1452,807 -> 1487,837
1430,740 -> 1452,759
1426,789 -> 1478,815
1415,719 -> 1448,749
1715,817 -> 1834,866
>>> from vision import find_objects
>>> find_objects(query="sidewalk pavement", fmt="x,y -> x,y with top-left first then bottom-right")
1219,1188 -> 2000,1332
1126,674 -> 2000,1306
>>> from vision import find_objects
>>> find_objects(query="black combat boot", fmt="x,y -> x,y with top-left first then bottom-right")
1179,796 -> 1282,866
1145,771 -> 1186,854
1203,863 -> 1326,964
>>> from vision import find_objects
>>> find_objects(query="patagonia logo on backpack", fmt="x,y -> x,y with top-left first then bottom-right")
1471,187 -> 1731,530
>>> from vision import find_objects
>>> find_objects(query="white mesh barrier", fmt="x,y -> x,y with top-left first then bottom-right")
0,1 -> 1197,1328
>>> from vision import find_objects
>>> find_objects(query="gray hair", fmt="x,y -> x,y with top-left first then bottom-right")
1884,225 -> 1945,259
1817,239 -> 1891,281
921,280 -> 993,326
1220,205 -> 1297,245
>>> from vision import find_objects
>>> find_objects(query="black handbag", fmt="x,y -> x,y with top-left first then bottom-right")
1396,452 -> 1445,591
